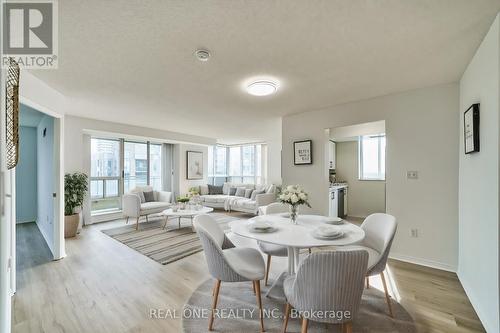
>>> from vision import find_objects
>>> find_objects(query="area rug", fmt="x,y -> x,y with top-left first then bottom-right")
182,279 -> 416,333
101,213 -> 240,265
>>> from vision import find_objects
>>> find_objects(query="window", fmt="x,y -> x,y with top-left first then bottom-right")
90,138 -> 165,215
90,138 -> 121,213
359,135 -> 386,180
208,143 -> 267,185
124,141 -> 148,193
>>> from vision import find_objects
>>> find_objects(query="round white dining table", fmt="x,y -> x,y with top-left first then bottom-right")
230,214 -> 365,275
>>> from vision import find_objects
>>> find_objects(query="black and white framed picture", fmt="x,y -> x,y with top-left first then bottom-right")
294,140 -> 313,165
186,151 -> 203,179
464,103 -> 480,154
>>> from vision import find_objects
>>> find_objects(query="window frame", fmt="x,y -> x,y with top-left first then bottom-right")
208,143 -> 266,185
90,137 -> 164,215
358,135 -> 386,181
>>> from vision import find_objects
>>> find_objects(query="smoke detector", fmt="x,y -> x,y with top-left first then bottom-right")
195,49 -> 211,62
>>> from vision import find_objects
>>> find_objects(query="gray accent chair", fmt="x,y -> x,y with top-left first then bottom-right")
282,250 -> 369,333
257,203 -> 289,285
193,214 -> 266,332
342,213 -> 397,317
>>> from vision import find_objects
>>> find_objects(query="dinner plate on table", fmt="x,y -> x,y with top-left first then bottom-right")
247,221 -> 277,233
324,217 -> 344,225
311,225 -> 345,240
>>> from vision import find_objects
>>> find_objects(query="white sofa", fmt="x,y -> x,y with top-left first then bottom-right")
122,185 -> 172,230
196,183 -> 277,215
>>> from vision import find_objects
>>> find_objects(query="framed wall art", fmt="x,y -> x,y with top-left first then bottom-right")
464,103 -> 480,154
294,140 -> 312,165
187,151 -> 203,179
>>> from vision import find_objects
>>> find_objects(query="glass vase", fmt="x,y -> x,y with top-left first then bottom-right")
289,204 -> 299,224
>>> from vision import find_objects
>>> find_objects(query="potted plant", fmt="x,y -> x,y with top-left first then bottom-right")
176,196 -> 190,210
278,185 -> 311,224
64,172 -> 88,238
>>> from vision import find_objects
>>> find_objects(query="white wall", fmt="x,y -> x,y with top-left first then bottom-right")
173,144 -> 209,197
16,126 -> 38,223
282,83 -> 459,271
264,117 -> 282,185
458,14 -> 499,333
36,116 -> 55,255
335,141 -> 386,218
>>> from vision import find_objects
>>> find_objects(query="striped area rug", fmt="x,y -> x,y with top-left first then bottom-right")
101,213 -> 241,265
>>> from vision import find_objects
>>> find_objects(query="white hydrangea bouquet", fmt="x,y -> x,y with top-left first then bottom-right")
278,185 -> 311,224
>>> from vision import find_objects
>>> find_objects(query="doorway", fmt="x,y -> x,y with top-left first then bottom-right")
327,120 -> 386,219
15,104 -> 59,288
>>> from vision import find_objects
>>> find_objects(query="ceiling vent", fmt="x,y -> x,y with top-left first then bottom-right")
195,49 -> 210,62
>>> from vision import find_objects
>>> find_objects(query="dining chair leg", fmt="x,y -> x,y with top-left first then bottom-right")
209,280 -> 221,331
254,280 -> 265,332
265,255 -> 272,286
282,303 -> 291,333
252,281 -> 256,294
301,317 -> 308,333
380,271 -> 394,318
212,280 -> 217,296
366,276 -> 370,289
135,217 -> 140,230
343,322 -> 352,333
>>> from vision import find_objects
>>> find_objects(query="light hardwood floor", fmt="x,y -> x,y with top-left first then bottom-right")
13,215 -> 484,333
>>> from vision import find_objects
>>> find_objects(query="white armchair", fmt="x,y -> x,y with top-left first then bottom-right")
122,186 -> 172,230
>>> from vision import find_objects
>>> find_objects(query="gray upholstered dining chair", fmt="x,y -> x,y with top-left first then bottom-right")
194,214 -> 266,332
343,213 -> 397,317
282,250 -> 369,333
257,202 -> 289,285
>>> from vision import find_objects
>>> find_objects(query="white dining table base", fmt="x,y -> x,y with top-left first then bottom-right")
265,247 -> 301,303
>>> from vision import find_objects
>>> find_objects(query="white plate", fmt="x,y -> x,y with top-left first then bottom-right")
324,217 -> 344,225
311,230 -> 344,240
248,226 -> 277,233
316,225 -> 342,237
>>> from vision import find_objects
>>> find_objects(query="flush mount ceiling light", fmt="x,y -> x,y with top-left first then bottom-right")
195,49 -> 210,62
246,80 -> 278,96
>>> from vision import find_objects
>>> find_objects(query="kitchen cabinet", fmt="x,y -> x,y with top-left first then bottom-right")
328,140 -> 336,170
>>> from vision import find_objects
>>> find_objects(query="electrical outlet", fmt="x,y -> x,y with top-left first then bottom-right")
407,171 -> 418,179
410,229 -> 418,238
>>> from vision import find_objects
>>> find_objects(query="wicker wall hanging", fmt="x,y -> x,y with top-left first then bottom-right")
5,58 -> 20,170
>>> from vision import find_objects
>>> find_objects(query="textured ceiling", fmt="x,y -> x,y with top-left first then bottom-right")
30,0 -> 500,143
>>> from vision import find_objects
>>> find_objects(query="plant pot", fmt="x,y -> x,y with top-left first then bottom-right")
64,214 -> 79,238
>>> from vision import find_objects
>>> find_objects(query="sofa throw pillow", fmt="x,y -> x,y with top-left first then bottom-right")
137,191 -> 146,203
244,189 -> 253,198
200,185 -> 209,195
143,191 -> 155,202
229,187 -> 237,196
250,189 -> 265,201
208,184 -> 223,195
235,187 -> 246,197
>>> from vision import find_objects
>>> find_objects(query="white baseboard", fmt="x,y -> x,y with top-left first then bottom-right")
90,211 -> 123,224
458,271 -> 497,333
389,252 -> 457,272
